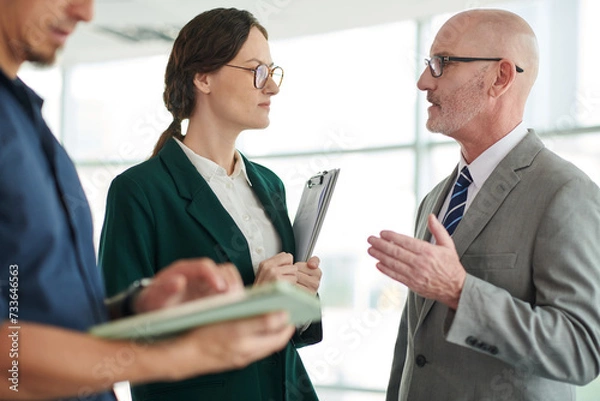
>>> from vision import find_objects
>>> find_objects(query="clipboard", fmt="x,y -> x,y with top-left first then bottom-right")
292,169 -> 340,262
89,281 -> 321,340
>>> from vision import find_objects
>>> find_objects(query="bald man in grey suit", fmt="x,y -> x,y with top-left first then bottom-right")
368,9 -> 600,401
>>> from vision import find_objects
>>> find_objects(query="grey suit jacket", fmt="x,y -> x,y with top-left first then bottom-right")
386,131 -> 600,401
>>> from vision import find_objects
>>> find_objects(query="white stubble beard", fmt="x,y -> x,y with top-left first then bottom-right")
426,69 -> 488,137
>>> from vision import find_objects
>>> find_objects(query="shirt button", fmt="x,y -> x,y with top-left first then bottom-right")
466,336 -> 478,346
243,214 -> 250,222
415,354 -> 427,367
225,182 -> 233,189
256,247 -> 264,254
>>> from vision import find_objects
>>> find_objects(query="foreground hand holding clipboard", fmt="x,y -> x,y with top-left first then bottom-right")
293,169 -> 340,262
89,281 -> 321,340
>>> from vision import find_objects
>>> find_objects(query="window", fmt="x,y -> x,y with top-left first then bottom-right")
240,22 -> 417,393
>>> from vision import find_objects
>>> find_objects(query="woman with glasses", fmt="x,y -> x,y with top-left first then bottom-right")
99,8 -> 322,401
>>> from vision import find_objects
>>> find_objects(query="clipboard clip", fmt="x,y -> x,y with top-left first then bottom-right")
307,171 -> 327,188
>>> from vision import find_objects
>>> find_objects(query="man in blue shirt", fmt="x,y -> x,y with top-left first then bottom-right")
0,1 -> 294,399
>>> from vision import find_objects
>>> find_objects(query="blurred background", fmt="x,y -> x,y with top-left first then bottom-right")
21,0 -> 600,399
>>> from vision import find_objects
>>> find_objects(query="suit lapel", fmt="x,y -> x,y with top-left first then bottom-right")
243,155 -> 295,255
453,131 -> 542,258
414,171 -> 456,322
415,170 -> 456,241
416,131 -> 543,326
159,139 -> 255,283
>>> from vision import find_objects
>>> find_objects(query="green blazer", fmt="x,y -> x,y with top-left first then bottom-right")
99,138 -> 321,401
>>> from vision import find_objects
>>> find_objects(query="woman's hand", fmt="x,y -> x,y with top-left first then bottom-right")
254,252 -> 297,286
295,256 -> 322,295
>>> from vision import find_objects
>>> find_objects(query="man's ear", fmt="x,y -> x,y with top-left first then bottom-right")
194,72 -> 211,94
489,60 -> 517,98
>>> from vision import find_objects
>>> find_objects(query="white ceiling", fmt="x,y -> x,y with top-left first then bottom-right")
61,0 -> 508,65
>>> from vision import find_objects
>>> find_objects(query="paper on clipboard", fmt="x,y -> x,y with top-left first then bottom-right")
292,169 -> 340,262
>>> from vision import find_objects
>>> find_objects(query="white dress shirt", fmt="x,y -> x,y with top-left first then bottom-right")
437,122 -> 528,223
175,139 -> 281,273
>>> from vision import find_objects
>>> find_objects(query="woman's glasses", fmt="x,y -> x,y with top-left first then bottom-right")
224,64 -> 284,89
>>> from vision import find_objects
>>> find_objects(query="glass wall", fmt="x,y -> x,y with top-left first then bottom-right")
19,0 -> 600,399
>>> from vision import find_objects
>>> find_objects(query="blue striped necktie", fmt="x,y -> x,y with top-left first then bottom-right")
442,166 -> 473,235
